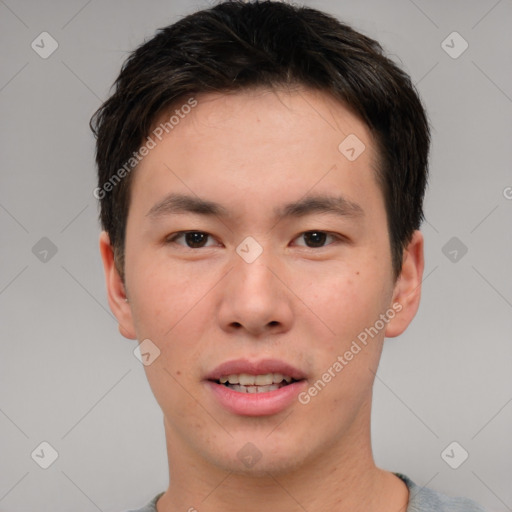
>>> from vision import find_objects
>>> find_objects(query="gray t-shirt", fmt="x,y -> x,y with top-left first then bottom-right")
125,473 -> 486,511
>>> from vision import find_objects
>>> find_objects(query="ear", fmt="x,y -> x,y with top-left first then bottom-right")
99,231 -> 137,340
385,230 -> 424,338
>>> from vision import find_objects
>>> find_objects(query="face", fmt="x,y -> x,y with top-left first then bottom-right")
101,87 -> 423,476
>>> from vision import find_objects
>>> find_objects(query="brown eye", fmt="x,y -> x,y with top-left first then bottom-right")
294,231 -> 339,248
167,231 -> 216,248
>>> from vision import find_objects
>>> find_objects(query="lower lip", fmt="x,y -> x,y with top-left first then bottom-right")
205,380 -> 307,416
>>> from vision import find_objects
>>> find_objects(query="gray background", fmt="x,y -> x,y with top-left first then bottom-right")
1,0 -> 511,510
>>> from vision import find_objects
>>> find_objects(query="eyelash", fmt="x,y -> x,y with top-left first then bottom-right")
165,231 -> 345,249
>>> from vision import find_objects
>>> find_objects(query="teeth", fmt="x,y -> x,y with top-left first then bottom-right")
218,373 -> 294,385
255,374 -> 271,385
228,384 -> 282,393
239,373 -> 257,386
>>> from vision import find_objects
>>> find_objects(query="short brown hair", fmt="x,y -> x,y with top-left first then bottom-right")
90,0 -> 430,279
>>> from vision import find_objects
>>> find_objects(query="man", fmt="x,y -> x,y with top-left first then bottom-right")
91,1 -> 486,510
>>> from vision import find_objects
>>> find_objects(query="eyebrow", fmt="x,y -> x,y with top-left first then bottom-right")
146,193 -> 364,220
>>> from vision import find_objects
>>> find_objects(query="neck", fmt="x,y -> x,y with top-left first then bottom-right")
157,403 -> 408,512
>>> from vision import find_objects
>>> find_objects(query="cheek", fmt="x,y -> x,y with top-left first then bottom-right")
127,257 -> 220,388
302,267 -> 386,342
130,263 -> 211,414
300,271 -> 387,415
127,254 -> 205,338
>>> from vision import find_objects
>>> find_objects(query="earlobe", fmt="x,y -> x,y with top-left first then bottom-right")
385,230 -> 424,338
99,231 -> 137,340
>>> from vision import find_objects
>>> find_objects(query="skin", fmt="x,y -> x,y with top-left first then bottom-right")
100,87 -> 424,512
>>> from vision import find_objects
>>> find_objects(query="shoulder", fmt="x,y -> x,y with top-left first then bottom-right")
120,480 -> 487,512
395,473 -> 487,512
122,492 -> 164,512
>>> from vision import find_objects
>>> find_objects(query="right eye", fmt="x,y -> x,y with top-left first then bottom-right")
165,231 -> 219,249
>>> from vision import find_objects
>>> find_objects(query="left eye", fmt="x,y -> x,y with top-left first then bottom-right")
293,231 -> 338,248
166,231 -> 340,249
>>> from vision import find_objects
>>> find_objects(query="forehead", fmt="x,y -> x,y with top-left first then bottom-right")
151,87 -> 375,153
130,87 -> 382,214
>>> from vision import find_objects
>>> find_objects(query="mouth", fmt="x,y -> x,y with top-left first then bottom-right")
214,373 -> 299,393
204,359 -> 307,416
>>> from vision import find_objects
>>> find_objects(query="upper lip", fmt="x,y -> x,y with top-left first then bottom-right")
205,358 -> 306,382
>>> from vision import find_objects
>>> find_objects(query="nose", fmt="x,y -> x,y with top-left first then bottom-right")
217,249 -> 294,337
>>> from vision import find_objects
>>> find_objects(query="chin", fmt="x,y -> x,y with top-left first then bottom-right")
208,438 -> 312,477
